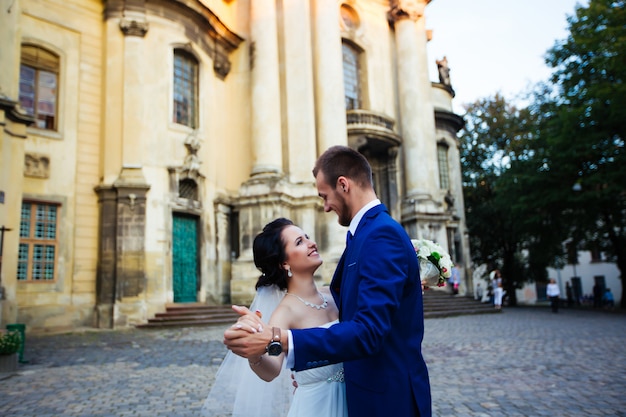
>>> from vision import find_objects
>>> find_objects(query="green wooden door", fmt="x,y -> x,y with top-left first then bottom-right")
172,214 -> 198,303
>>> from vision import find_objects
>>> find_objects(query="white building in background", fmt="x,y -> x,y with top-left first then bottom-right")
546,251 -> 621,306
473,252 -> 622,306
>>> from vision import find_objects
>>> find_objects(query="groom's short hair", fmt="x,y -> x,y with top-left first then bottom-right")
313,145 -> 373,189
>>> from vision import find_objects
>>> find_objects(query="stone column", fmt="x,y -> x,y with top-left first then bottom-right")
389,0 -> 437,199
282,0 -> 317,183
250,0 -> 283,177
312,0 -> 348,153
213,202 -> 232,304
310,0 -> 350,261
94,168 -> 150,329
95,2 -> 151,328
119,7 -> 149,169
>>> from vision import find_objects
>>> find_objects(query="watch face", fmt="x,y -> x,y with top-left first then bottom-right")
267,341 -> 282,356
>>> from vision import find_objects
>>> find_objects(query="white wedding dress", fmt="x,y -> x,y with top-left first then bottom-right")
287,320 -> 348,417
201,287 -> 347,417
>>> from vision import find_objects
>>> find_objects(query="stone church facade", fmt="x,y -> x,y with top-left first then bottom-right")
0,0 -> 468,332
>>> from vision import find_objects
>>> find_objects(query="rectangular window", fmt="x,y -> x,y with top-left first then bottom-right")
17,202 -> 59,281
173,50 -> 198,128
437,144 -> 450,190
19,45 -> 59,130
342,43 -> 361,110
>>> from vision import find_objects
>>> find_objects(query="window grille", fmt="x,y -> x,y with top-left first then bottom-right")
179,178 -> 198,200
17,202 -> 59,281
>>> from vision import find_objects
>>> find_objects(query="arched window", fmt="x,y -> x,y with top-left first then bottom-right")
437,143 -> 450,190
342,42 -> 361,110
173,49 -> 199,128
19,44 -> 59,130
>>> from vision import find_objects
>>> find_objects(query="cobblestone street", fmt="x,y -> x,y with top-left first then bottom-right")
1,307 -> 624,416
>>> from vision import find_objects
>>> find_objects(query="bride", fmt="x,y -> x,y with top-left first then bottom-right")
201,218 -> 347,417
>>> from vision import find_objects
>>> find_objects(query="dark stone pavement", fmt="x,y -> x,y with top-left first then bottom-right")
1,306 -> 624,417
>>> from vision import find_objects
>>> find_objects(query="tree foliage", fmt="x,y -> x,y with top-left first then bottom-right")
542,0 -> 626,307
459,95 -> 536,305
461,0 -> 626,307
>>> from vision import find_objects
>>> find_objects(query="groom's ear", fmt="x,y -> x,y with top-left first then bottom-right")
337,176 -> 349,192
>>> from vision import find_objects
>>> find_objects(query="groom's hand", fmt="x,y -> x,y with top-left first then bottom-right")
223,305 -> 272,358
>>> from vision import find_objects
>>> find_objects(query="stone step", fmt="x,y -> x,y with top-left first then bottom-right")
137,290 -> 498,329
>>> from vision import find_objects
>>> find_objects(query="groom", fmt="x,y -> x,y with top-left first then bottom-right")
224,145 -> 432,416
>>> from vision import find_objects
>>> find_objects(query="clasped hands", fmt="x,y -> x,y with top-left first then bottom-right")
223,305 -> 272,358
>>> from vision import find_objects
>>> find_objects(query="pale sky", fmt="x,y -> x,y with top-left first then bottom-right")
426,0 -> 587,113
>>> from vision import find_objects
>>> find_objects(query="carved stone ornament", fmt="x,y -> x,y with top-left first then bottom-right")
388,0 -> 427,23
182,131 -> 202,176
213,51 -> 231,79
24,153 -> 50,178
119,17 -> 149,37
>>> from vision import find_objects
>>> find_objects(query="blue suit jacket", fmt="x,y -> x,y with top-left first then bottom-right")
291,204 -> 431,416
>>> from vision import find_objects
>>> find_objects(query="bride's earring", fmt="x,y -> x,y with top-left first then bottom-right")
287,268 -> 293,278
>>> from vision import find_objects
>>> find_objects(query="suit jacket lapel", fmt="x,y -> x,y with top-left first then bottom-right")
330,252 -> 345,311
331,204 -> 388,320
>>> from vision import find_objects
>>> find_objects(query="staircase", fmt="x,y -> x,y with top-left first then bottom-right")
136,304 -> 239,329
423,289 -> 500,318
137,290 -> 497,328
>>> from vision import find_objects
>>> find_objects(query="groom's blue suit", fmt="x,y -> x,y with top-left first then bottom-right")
291,204 -> 431,416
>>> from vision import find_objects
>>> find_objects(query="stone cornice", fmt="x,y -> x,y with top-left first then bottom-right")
0,96 -> 35,128
104,0 -> 244,79
434,109 -> 465,133
387,0 -> 431,26
119,17 -> 149,37
346,109 -> 402,148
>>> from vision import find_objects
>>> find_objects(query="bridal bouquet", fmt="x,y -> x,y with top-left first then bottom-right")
411,239 -> 453,288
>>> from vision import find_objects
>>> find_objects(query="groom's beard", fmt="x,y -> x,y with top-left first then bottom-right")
336,195 -> 351,227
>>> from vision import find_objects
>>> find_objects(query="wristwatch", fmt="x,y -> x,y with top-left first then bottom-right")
266,327 -> 282,356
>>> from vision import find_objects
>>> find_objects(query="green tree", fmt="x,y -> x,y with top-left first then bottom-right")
542,0 -> 626,307
460,0 -> 625,308
460,94 -> 536,305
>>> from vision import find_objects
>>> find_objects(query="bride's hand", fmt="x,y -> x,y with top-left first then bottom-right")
223,310 -> 272,358
229,305 -> 265,333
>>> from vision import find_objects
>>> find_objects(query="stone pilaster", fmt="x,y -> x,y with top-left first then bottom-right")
389,0 -> 440,220
250,0 -> 282,177
120,5 -> 148,168
94,167 -> 150,328
282,0 -> 317,184
312,0 -> 348,152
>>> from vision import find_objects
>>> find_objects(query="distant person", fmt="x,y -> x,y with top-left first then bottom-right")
449,265 -> 460,295
475,282 -> 484,302
565,281 -> 574,308
546,278 -> 560,313
602,288 -> 615,310
493,270 -> 504,310
593,284 -> 603,309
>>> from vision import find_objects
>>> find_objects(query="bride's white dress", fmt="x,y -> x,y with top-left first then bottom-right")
201,287 -> 347,417
287,321 -> 348,417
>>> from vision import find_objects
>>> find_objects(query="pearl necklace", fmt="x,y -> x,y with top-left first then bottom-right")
286,291 -> 328,310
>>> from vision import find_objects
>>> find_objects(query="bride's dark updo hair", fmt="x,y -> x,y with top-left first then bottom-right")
253,218 -> 294,291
